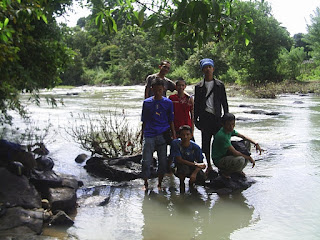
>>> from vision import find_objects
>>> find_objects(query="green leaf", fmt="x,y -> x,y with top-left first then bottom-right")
41,15 -> 48,24
159,25 -> 167,39
4,18 -> 9,27
142,15 -> 158,29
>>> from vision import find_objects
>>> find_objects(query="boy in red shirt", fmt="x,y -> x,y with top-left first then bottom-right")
169,78 -> 194,137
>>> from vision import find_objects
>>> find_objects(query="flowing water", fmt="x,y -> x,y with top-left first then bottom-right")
13,86 -> 320,240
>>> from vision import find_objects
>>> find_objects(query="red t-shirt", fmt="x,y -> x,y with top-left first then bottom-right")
169,94 -> 193,132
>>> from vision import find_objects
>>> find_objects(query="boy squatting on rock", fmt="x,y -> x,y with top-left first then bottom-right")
212,113 -> 263,178
170,125 -> 206,193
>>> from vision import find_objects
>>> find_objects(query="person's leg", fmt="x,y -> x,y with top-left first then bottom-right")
201,129 -> 213,167
179,175 -> 186,193
141,137 -> 156,189
155,134 -> 167,189
217,155 -> 247,177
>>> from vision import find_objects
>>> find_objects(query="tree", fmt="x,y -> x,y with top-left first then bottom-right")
304,7 -> 320,62
0,0 -> 73,124
277,47 -> 306,80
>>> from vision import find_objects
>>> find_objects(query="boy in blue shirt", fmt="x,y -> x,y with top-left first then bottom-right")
141,78 -> 176,190
170,125 -> 206,193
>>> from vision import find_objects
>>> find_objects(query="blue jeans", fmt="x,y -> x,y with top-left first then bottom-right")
141,134 -> 167,179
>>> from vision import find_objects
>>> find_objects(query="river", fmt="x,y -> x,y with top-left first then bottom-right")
13,85 -> 320,240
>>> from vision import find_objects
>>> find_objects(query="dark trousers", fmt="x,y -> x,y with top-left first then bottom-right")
200,111 -> 221,162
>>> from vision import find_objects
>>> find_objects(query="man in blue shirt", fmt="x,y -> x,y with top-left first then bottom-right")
170,125 -> 206,193
141,78 -> 176,190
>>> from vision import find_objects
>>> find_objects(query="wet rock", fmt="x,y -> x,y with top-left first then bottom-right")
0,168 -> 41,209
239,104 -> 255,108
85,155 -> 142,181
206,170 -> 256,194
98,197 -> 110,206
75,153 -> 88,163
0,207 -> 44,235
35,156 -> 54,171
49,211 -> 74,226
48,188 -> 77,213
293,100 -> 304,104
244,109 -> 280,116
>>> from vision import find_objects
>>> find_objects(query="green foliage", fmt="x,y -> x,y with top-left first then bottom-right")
0,0 -> 73,124
304,7 -> 320,62
277,47 -> 306,80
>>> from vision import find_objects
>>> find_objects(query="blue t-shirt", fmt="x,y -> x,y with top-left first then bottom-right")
170,139 -> 204,163
141,97 -> 174,138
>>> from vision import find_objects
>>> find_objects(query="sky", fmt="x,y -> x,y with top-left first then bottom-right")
57,0 -> 320,36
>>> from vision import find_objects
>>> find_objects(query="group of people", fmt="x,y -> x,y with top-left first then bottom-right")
140,59 -> 263,192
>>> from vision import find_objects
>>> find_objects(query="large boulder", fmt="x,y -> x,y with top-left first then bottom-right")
84,154 -> 143,181
206,170 -> 256,194
48,188 -> 77,213
0,168 -> 41,209
0,207 -> 43,235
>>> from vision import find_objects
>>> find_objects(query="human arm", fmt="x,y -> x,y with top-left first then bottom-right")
170,122 -> 177,140
227,145 -> 255,168
175,156 -> 206,169
144,86 -> 150,99
190,97 -> 195,135
140,122 -> 145,144
221,84 -> 229,114
237,133 -> 263,154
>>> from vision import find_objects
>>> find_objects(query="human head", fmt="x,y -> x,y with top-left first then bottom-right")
222,113 -> 236,133
199,58 -> 214,70
151,77 -> 165,99
159,60 -> 171,75
178,125 -> 193,141
175,77 -> 186,93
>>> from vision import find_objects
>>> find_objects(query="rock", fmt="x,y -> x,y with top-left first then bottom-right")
35,156 -> 54,171
49,211 -> 74,226
244,109 -> 280,116
48,188 -> 77,213
239,104 -> 255,108
206,172 -> 256,194
97,197 -> 110,206
85,155 -> 143,181
75,153 -> 88,163
0,207 -> 44,235
0,168 -> 41,209
30,170 -> 63,197
293,100 -> 304,104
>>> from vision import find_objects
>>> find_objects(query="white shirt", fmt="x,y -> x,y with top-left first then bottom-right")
205,80 -> 215,114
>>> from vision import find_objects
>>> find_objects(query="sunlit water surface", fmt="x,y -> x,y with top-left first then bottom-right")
13,86 -> 320,240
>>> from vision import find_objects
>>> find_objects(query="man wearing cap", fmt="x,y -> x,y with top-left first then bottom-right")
194,58 -> 229,171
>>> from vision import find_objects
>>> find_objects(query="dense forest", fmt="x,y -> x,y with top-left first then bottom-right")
1,0 -> 320,123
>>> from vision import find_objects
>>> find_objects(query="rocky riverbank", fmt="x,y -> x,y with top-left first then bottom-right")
0,140 -> 82,239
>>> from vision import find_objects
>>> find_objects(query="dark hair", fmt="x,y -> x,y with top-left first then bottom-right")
222,113 -> 235,123
175,77 -> 186,85
151,77 -> 165,87
178,125 -> 192,134
160,60 -> 171,65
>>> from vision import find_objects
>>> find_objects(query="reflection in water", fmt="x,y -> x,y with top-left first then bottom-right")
142,178 -> 254,240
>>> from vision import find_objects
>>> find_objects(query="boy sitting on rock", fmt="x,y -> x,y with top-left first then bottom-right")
212,113 -> 263,179
170,125 -> 206,193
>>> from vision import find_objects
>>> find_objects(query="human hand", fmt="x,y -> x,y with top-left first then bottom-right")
249,157 -> 255,168
255,143 -> 264,155
195,162 -> 206,169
